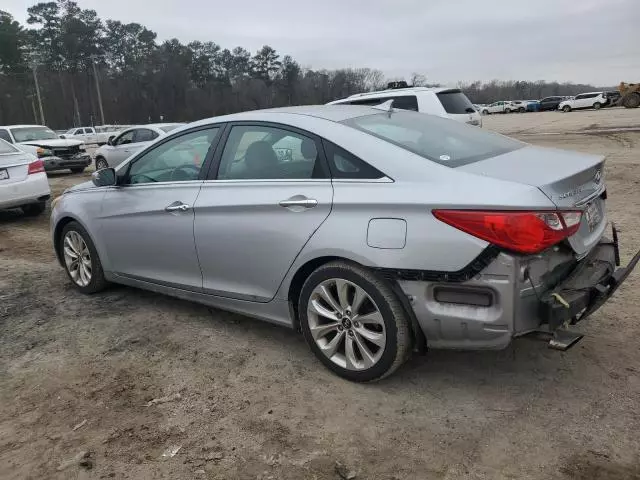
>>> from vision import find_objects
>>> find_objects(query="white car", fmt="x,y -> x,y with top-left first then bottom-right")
480,101 -> 515,115
59,126 -> 116,145
0,125 -> 92,173
94,123 -> 184,170
0,138 -> 50,216
328,86 -> 482,127
558,92 -> 607,112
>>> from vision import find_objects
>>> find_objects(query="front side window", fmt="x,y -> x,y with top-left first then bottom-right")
126,127 -> 220,185
343,111 -> 524,168
217,125 -> 325,180
10,127 -> 58,143
114,130 -> 135,146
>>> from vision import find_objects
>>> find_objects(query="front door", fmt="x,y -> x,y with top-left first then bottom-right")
99,126 -> 222,290
194,123 -> 333,302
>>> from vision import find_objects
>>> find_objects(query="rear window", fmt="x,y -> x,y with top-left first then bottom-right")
342,111 -> 524,168
436,90 -> 475,114
0,139 -> 19,154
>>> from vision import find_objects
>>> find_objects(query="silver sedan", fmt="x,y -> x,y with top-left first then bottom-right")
51,105 -> 639,381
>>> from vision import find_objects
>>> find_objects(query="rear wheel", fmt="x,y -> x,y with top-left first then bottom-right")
95,157 -> 108,170
298,261 -> 412,382
22,202 -> 46,216
60,221 -> 108,294
70,167 -> 85,174
593,102 -> 602,110
518,107 -> 526,113
622,92 -> 640,108
504,108 -> 511,113
562,105 -> 572,112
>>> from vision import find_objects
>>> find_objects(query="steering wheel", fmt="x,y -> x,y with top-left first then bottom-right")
169,164 -> 200,182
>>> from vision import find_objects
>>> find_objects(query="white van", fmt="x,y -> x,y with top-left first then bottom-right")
328,86 -> 482,127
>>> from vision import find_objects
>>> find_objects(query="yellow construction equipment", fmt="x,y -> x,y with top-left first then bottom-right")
619,82 -> 640,108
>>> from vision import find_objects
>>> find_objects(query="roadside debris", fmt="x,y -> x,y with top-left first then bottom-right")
72,419 -> 87,431
57,450 -> 94,471
162,445 -> 182,458
145,393 -> 182,407
335,460 -> 357,480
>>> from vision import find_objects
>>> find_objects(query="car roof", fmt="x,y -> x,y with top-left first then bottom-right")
327,86 -> 460,104
0,124 -> 51,129
188,105 -> 382,128
575,91 -> 604,95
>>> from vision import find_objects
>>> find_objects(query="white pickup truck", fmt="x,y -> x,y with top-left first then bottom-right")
59,126 -> 123,145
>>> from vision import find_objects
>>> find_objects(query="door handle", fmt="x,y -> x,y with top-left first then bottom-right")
279,198 -> 318,209
165,201 -> 190,212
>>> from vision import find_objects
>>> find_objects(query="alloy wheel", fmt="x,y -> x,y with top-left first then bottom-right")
307,278 -> 386,371
63,231 -> 92,287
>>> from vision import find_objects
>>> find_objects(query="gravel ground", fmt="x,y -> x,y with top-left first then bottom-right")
1,108 -> 640,480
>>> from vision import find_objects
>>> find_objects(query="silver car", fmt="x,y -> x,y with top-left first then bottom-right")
51,105 -> 639,382
94,123 -> 184,170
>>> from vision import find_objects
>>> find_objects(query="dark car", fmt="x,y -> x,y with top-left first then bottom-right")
604,91 -> 621,107
538,96 -> 565,111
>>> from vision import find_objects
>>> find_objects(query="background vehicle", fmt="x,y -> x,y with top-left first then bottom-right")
0,138 -> 50,216
93,123 -> 184,170
509,100 -> 527,112
619,82 -> 640,108
328,84 -> 482,127
559,92 -> 607,112
603,91 -> 621,107
52,105 -> 638,382
0,125 -> 91,173
59,126 -> 116,145
538,96 -> 565,111
480,101 -> 514,114
526,100 -> 541,112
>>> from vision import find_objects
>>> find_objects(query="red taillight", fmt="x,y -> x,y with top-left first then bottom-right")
27,159 -> 45,175
432,210 -> 582,254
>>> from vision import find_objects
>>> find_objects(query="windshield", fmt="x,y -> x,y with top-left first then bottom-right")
11,127 -> 59,143
65,128 -> 76,134
159,124 -> 184,133
342,111 -> 524,167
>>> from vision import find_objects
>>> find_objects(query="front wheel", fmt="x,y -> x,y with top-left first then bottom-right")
504,108 -> 511,113
518,107 -> 526,113
593,102 -> 602,110
95,157 -> 108,170
482,110 -> 489,115
299,261 -> 412,382
562,105 -> 571,112
60,221 -> 108,294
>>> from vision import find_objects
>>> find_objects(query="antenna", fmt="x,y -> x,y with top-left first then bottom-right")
372,99 -> 394,116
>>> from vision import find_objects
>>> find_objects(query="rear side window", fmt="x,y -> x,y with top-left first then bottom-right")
346,95 -> 418,111
0,129 -> 12,143
134,129 -> 158,143
322,140 -> 385,179
437,90 -> 475,114
343,111 -> 524,168
0,138 -> 19,154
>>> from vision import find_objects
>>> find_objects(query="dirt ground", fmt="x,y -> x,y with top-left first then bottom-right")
1,108 -> 640,480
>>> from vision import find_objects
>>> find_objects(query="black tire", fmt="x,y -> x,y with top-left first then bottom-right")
22,202 -> 46,216
59,221 -> 109,294
504,108 -> 511,113
593,102 -> 602,110
622,92 -> 640,108
518,107 -> 526,113
70,167 -> 85,174
95,157 -> 108,170
298,261 -> 412,382
562,105 -> 571,112
482,110 -> 489,115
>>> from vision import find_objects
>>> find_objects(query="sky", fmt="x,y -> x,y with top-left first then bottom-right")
3,0 -> 639,86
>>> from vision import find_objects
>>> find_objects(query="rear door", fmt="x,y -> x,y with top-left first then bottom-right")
193,122 -> 333,302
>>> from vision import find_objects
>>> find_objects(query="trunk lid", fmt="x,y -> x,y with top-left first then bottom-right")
0,151 -> 33,183
458,145 -> 606,256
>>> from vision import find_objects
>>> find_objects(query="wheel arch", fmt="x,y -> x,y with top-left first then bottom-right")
53,215 -> 91,266
286,255 -> 426,353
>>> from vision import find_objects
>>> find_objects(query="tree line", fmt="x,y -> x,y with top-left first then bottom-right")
0,1 -> 604,129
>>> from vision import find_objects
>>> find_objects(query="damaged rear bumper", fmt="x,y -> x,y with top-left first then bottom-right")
538,224 -> 640,333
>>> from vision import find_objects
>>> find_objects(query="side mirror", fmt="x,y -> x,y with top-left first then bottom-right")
107,135 -> 116,146
92,167 -> 117,187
